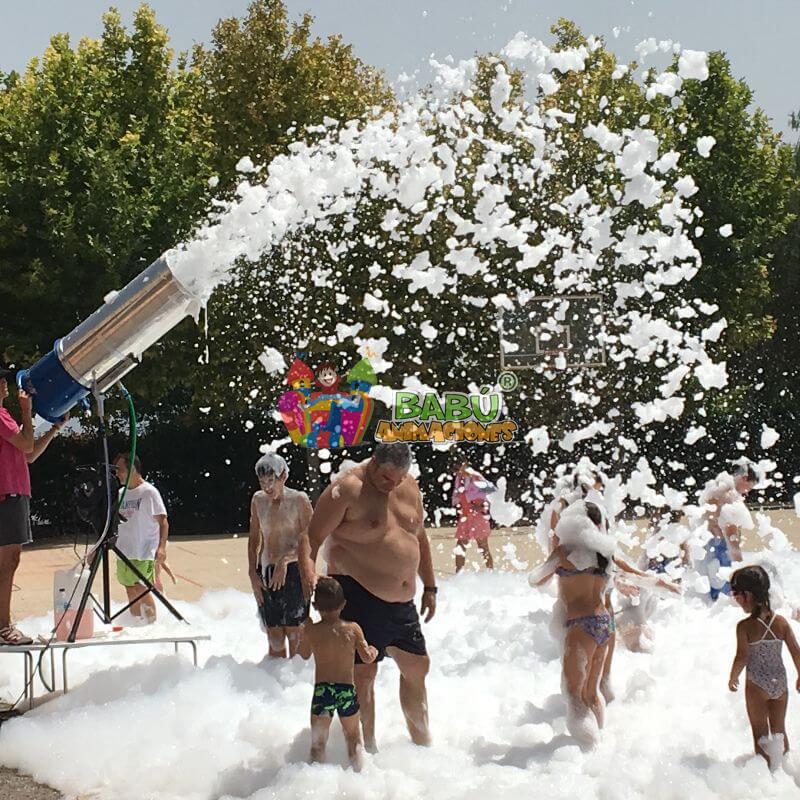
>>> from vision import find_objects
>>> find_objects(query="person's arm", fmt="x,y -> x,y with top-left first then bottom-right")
297,622 -> 313,660
301,479 -> 350,591
528,546 -> 562,587
248,496 -> 265,604
724,526 -> 743,562
155,514 -> 169,564
613,555 -> 681,594
290,494 -> 315,596
778,616 -> 800,692
351,622 -> 378,664
2,392 -> 34,453
26,415 -> 68,464
451,473 -> 461,508
149,488 -> 169,566
416,490 -> 437,623
729,621 -> 748,691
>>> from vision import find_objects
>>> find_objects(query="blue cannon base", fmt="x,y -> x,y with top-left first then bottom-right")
16,346 -> 89,423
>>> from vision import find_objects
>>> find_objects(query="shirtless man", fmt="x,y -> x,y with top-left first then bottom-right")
248,452 -> 313,658
300,442 -> 437,751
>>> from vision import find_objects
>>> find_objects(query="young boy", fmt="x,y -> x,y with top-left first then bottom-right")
112,453 -> 169,623
299,577 -> 378,771
248,452 -> 313,657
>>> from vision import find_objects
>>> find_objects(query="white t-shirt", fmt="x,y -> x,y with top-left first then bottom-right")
117,481 -> 167,561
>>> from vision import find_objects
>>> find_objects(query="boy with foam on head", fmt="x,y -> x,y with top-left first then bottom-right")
299,576 -> 378,771
248,452 -> 313,658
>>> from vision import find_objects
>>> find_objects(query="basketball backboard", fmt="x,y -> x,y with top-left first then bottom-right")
498,294 -> 606,370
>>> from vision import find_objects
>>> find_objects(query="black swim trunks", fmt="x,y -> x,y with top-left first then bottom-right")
331,574 -> 427,663
311,682 -> 360,717
258,561 -> 309,628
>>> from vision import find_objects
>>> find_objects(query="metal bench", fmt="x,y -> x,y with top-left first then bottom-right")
1,632 -> 211,710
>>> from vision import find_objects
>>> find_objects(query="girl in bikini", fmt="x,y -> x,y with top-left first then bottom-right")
531,502 -> 679,748
729,565 -> 800,767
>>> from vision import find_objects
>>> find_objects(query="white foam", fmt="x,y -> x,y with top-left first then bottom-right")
3,554 -> 800,798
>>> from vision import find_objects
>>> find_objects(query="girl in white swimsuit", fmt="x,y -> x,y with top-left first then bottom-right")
729,565 -> 800,765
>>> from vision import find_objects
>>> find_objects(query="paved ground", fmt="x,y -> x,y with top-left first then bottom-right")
1,509 -> 797,798
10,509 -> 800,619
0,768 -> 60,800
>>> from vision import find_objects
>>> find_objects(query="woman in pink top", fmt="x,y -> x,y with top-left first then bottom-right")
452,459 -> 495,573
0,367 -> 66,645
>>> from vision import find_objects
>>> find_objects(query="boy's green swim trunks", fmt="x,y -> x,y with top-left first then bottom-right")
311,682 -> 360,718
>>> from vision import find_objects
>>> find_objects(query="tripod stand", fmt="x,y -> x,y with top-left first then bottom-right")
67,384 -> 186,642
68,533 -> 186,642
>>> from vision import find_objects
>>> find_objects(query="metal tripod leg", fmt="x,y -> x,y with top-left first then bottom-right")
67,544 -> 106,643
109,545 -> 186,624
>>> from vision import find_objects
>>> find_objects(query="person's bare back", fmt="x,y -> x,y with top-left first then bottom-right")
324,463 -> 423,602
303,618 -> 376,683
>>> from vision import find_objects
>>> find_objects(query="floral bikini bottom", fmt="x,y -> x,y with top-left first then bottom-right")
566,613 -> 612,646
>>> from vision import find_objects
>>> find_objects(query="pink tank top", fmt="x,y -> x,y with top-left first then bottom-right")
0,408 -> 31,499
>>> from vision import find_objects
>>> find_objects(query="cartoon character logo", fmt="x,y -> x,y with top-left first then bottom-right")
278,355 -> 376,448
315,361 -> 340,391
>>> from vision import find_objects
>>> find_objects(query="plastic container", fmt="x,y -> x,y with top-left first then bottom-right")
53,567 -> 94,641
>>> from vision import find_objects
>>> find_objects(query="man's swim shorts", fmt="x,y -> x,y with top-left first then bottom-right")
330,573 -> 427,663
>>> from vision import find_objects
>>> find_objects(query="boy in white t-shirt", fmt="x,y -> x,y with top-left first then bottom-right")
112,453 -> 169,623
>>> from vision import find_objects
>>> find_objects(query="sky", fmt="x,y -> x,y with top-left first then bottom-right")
1,0 -> 798,139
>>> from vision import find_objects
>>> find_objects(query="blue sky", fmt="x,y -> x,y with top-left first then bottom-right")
2,0 -> 798,138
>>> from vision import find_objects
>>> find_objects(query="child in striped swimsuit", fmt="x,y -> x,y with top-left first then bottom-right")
729,565 -> 800,768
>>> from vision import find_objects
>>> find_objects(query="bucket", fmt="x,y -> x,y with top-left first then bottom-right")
53,567 -> 94,641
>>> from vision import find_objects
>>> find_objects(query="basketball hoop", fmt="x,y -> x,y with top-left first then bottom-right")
498,294 -> 606,370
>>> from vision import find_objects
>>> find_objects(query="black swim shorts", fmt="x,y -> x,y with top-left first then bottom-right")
0,495 -> 32,547
331,574 -> 427,663
258,561 -> 310,628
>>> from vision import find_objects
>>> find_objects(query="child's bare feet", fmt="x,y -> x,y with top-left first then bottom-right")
349,750 -> 364,772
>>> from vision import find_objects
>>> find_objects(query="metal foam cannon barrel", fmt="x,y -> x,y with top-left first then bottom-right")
17,255 -> 202,422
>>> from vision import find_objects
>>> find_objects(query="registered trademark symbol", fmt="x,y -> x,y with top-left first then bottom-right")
498,371 -> 519,391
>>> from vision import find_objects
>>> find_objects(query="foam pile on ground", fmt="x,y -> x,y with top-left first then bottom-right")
2,555 -> 800,799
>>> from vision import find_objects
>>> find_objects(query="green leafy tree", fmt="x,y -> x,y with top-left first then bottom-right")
0,1 -> 396,531
729,119 -> 800,495
0,5 -> 214,372
191,0 -> 392,189
672,52 -> 796,352
151,0 -> 395,423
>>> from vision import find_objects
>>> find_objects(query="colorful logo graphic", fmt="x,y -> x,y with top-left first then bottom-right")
375,388 -> 517,444
278,354 -> 376,449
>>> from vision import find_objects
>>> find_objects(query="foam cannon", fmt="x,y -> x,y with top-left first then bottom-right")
17,255 -> 201,421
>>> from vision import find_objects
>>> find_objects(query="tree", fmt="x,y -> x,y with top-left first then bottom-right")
191,0 -> 392,190
148,0 -> 395,422
0,5 -> 213,373
730,119 -> 800,497
672,52 -> 796,352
